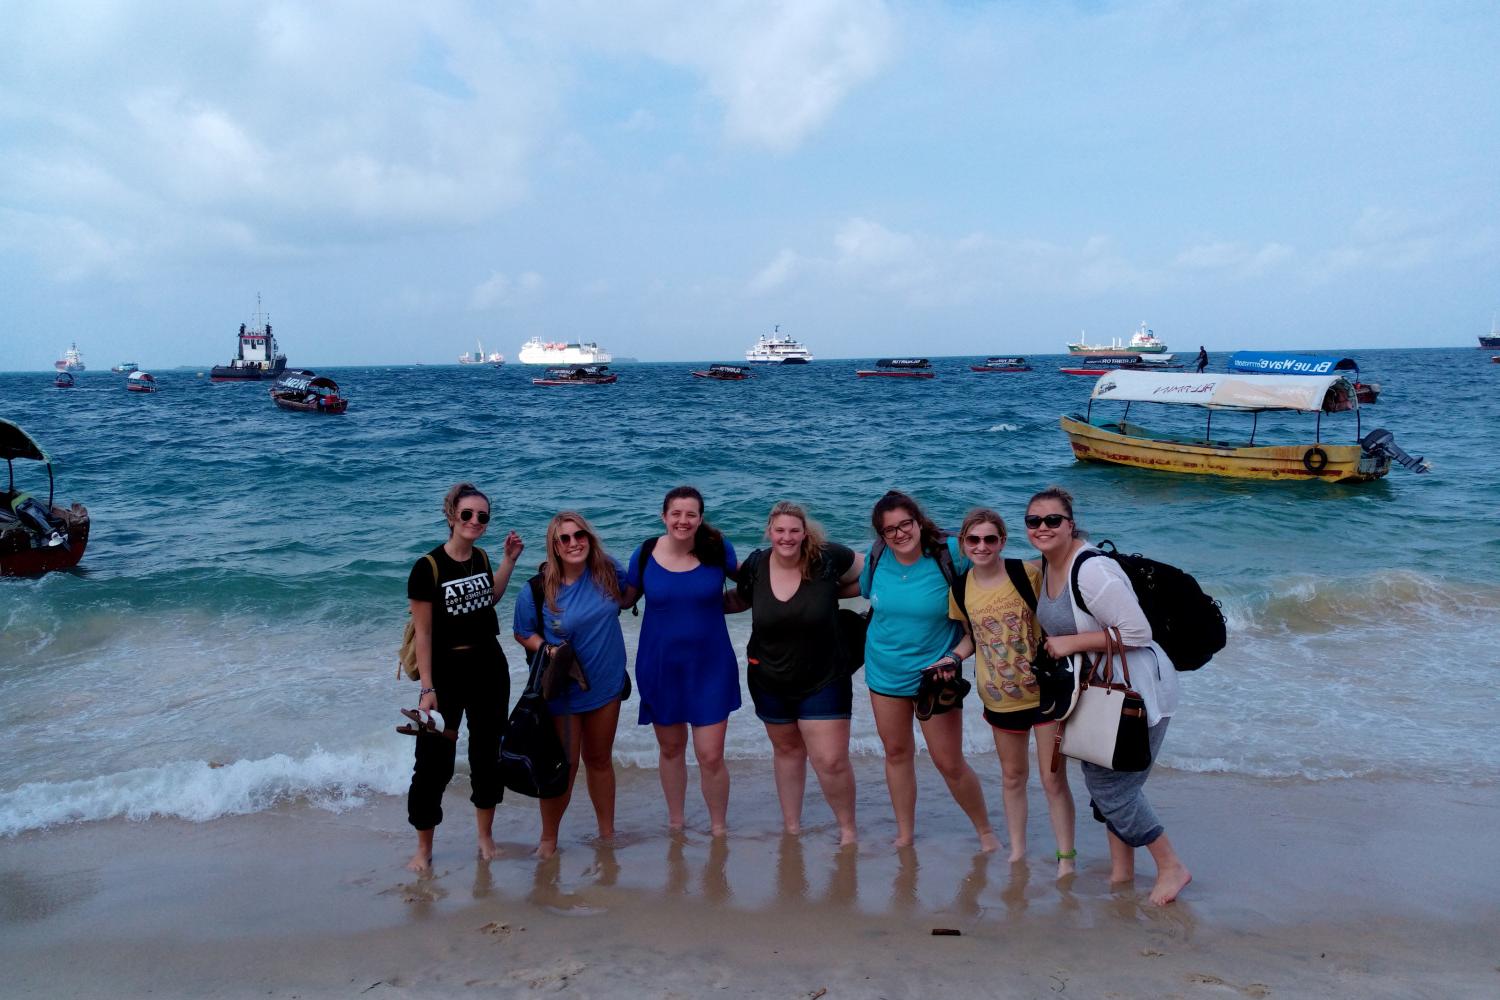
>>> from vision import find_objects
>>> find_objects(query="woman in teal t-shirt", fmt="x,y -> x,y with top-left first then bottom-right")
858,490 -> 999,852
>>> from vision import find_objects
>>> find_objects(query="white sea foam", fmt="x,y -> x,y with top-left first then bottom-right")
0,744 -> 410,838
987,423 -> 1019,432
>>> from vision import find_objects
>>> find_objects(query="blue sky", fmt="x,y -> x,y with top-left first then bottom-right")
2,0 -> 1497,368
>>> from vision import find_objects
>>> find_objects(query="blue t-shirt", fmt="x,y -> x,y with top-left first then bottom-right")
626,539 -> 741,726
860,536 -> 969,697
513,559 -> 628,715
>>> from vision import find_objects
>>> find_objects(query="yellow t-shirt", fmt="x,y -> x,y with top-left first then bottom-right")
948,564 -> 1043,714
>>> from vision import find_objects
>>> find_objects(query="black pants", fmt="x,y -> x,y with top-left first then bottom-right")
406,640 -> 510,830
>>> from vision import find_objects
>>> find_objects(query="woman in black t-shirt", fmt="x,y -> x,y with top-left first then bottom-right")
727,501 -> 864,846
403,482 -> 523,874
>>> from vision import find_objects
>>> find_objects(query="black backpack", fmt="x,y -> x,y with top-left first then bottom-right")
1070,541 -> 1226,671
498,576 -> 570,799
954,560 -> 1078,722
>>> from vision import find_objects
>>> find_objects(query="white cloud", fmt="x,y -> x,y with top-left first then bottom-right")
1172,240 -> 1294,277
470,270 -> 544,310
747,248 -> 801,293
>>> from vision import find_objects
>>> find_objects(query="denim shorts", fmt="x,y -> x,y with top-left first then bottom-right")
748,674 -> 853,724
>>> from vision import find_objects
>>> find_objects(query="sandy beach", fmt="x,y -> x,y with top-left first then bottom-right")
3,754 -> 1496,999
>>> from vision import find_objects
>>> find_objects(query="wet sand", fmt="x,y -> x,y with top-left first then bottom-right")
3,755 -> 1496,998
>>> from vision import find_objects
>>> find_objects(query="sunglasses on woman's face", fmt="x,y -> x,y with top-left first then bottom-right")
1024,513 -> 1069,529
964,533 -> 1002,546
458,509 -> 490,524
556,530 -> 590,546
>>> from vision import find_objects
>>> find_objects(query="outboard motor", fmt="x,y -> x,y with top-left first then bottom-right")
1360,429 -> 1431,474
9,493 -> 68,547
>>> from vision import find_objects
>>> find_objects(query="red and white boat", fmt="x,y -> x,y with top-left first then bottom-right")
1,419 -> 90,577
532,365 -> 617,386
856,358 -> 934,379
126,371 -> 157,393
971,356 -> 1032,373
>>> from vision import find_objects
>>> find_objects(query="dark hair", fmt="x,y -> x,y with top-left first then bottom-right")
662,485 -> 726,567
870,490 -> 946,556
1026,486 -> 1087,539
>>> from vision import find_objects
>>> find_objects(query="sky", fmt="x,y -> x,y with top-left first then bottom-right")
2,0 -> 1497,368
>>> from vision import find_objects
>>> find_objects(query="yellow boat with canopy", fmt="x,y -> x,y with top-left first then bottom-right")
1059,371 -> 1430,484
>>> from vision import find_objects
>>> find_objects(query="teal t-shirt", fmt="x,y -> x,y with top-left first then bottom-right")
860,536 -> 969,697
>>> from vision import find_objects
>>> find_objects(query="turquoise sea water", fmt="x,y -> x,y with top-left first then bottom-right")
2,349 -> 1497,835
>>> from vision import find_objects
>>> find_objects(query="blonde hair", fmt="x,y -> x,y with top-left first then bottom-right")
764,500 -> 828,581
542,511 -> 620,611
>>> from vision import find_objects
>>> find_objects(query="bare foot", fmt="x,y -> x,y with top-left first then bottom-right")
1056,855 -> 1077,878
1149,862 -> 1191,905
837,826 -> 858,847
667,819 -> 685,833
477,836 -> 499,861
535,839 -> 558,861
595,827 -> 616,842
979,831 -> 1002,854
892,834 -> 914,848
405,851 -> 433,875
711,824 -> 729,838
1007,843 -> 1026,863
783,823 -> 802,836
1110,863 -> 1135,885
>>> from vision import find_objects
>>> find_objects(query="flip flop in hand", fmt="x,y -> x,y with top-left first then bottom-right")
397,707 -> 457,741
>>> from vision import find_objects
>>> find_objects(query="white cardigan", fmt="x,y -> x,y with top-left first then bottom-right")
1048,546 -> 1180,727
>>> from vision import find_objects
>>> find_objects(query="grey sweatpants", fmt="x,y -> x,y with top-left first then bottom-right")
1081,718 -> 1170,848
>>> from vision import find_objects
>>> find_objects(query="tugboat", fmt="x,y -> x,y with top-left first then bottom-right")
1480,316 -> 1500,349
691,364 -> 752,381
125,371 -> 158,393
971,356 -> 1032,373
210,295 -> 288,381
531,365 -> 617,386
269,370 -> 349,413
856,358 -> 935,379
1,418 -> 90,576
54,372 -> 75,389
54,343 -> 86,371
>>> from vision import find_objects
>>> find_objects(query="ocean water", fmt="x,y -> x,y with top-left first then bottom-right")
2,348 -> 1497,836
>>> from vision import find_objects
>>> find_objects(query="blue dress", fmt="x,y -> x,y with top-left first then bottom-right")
626,540 -> 741,726
513,560 -> 629,716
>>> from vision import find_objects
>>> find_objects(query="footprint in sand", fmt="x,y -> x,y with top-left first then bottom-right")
511,960 -> 586,992
1186,973 -> 1272,996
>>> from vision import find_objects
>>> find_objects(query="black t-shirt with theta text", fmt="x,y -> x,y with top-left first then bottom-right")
407,545 -> 498,651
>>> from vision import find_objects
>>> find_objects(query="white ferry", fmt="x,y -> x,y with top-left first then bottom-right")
744,326 -> 813,364
517,337 -> 612,365
54,343 -> 86,372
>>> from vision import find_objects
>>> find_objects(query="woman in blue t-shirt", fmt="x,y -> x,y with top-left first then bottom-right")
623,486 -> 741,836
858,490 -> 1000,851
513,510 -> 630,860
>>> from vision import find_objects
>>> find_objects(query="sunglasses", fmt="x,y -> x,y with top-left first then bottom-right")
964,533 -> 1002,546
556,530 -> 591,545
1024,513 -> 1069,529
879,517 -> 917,540
458,509 -> 490,524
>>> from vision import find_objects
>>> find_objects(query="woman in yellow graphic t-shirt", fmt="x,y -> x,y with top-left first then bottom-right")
948,507 -> 1076,877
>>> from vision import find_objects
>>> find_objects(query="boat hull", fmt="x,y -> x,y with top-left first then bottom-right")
971,365 -> 1032,373
532,375 -> 617,386
272,395 -> 348,413
1059,414 -> 1389,483
0,506 -> 90,577
692,371 -> 749,380
211,359 -> 287,381
856,370 -> 934,378
1480,336 -> 1500,348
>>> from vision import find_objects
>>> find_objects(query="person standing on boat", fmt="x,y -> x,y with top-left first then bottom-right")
856,490 -> 1000,852
622,486 -> 740,836
724,501 -> 862,846
404,483 -> 524,874
513,511 -> 631,860
1024,486 -> 1191,905
951,507 -> 1076,876
1195,346 -> 1208,373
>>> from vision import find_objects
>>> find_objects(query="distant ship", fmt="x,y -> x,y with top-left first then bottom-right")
54,343 -> 86,371
111,361 -> 139,373
459,339 -> 504,365
210,295 -> 288,381
1481,316 -> 1500,349
1068,322 -> 1169,356
745,326 -> 813,364
517,337 -> 612,365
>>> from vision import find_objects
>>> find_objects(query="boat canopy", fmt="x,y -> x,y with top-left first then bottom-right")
0,419 -> 49,462
1228,352 -> 1358,377
273,370 -> 339,394
128,371 -> 155,382
876,358 -> 931,368
1089,371 -> 1350,412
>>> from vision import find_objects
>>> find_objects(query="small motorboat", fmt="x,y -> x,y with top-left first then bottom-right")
532,365 -> 618,386
971,356 -> 1032,373
126,371 -> 157,393
1,419 -> 90,576
54,372 -> 75,389
269,370 -> 349,413
1060,371 -> 1429,484
691,364 -> 752,381
856,358 -> 935,378
111,362 -> 139,373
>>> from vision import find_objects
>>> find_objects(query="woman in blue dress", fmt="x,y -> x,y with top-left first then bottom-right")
513,510 -> 630,860
623,486 -> 740,836
858,490 -> 1000,852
